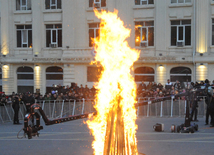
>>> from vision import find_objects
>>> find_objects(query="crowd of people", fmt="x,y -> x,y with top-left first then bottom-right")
0,79 -> 214,126
136,79 -> 209,100
0,83 -> 97,106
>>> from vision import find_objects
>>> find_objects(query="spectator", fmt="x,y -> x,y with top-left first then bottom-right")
170,86 -> 175,95
57,84 -> 63,94
51,94 -> 57,100
174,80 -> 180,91
165,79 -> 173,90
147,82 -> 153,90
72,83 -> 79,93
152,82 -> 157,91
56,94 -> 62,101
62,93 -> 69,101
0,94 -> 7,105
91,85 -> 96,97
85,85 -> 90,93
24,92 -> 35,114
180,81 -> 185,89
153,88 -> 160,97
61,86 -> 67,94
157,83 -> 163,90
44,94 -> 51,101
138,81 -> 147,94
37,95 -> 44,101
68,92 -> 75,100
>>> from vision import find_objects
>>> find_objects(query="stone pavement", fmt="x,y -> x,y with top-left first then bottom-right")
0,117 -> 214,155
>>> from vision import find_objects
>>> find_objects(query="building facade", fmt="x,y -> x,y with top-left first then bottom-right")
0,0 -> 214,95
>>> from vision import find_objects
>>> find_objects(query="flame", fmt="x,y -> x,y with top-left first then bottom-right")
87,9 -> 140,155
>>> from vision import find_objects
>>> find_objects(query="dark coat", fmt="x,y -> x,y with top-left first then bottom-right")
24,95 -> 35,106
12,97 -> 20,111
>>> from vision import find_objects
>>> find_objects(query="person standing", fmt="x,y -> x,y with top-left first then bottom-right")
24,92 -> 35,114
12,94 -> 21,124
190,92 -> 199,122
207,89 -> 214,127
165,79 -> 173,90
205,95 -> 212,125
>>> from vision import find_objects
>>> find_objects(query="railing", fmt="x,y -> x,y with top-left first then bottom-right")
137,96 -> 206,117
0,102 -> 26,123
0,97 -> 206,123
0,99 -> 96,124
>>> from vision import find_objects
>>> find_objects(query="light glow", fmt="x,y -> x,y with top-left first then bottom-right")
197,64 -> 207,81
34,65 -> 41,93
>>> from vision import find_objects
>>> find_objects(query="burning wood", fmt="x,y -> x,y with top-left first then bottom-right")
87,9 -> 140,155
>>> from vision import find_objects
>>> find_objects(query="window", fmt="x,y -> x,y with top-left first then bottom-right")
45,0 -> 61,9
135,21 -> 154,47
87,66 -> 103,82
135,0 -> 154,5
89,23 -> 100,47
89,0 -> 106,8
17,25 -> 32,48
46,24 -> 62,47
171,20 -> 191,46
171,0 -> 191,3
17,66 -> 34,93
170,67 -> 191,82
134,67 -> 155,82
16,0 -> 31,10
46,66 -> 63,92
212,19 -> 214,45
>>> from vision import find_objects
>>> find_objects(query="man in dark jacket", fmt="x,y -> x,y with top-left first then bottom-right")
24,92 -> 35,114
12,94 -> 21,124
190,91 -> 199,122
206,88 -> 214,127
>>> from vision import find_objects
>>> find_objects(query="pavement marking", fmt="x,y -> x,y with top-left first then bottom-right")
137,139 -> 214,143
1,131 -> 214,135
0,138 -> 214,144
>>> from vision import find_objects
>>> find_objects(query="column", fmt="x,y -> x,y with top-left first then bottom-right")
63,64 -> 75,87
2,64 -> 14,94
156,64 -> 167,85
34,65 -> 43,94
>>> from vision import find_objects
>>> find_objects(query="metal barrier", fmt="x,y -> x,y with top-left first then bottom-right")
0,103 -> 26,123
137,96 -> 207,117
0,97 -> 207,123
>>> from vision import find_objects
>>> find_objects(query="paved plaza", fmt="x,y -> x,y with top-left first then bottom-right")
0,117 -> 214,155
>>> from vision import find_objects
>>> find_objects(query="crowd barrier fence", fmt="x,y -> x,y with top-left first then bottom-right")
0,97 -> 206,124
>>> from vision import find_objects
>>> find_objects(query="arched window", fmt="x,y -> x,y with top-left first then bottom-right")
134,67 -> 155,82
87,66 -> 103,82
0,68 -> 2,92
17,66 -> 34,93
46,66 -> 63,92
170,67 -> 191,82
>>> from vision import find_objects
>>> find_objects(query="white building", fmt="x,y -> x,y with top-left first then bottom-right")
0,0 -> 213,95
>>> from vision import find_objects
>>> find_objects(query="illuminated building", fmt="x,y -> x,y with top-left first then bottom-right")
0,0 -> 213,94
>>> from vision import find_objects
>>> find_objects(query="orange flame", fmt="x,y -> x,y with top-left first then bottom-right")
87,9 -> 140,155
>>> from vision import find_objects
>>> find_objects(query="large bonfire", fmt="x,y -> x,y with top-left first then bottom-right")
87,9 -> 140,155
